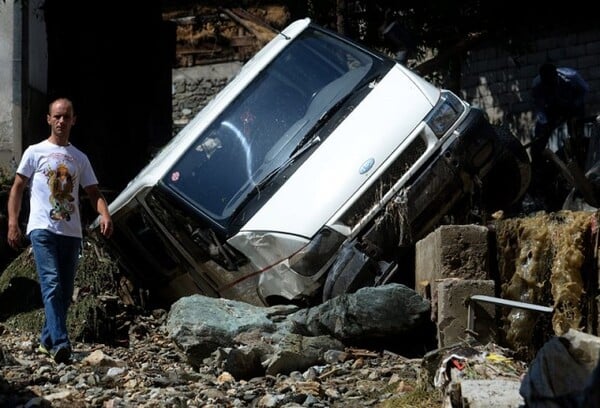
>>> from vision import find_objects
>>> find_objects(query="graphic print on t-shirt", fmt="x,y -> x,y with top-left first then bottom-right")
46,162 -> 75,221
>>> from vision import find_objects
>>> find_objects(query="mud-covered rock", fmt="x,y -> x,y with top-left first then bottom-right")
0,237 -> 137,346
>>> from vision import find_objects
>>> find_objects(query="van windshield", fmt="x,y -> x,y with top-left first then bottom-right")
163,25 -> 391,226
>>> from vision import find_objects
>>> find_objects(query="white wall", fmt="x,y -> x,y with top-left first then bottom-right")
0,1 -> 16,169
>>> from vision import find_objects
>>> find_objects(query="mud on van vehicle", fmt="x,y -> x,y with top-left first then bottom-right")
92,18 -> 530,307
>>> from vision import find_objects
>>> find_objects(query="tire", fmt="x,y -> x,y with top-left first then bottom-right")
322,244 -> 376,302
479,125 -> 532,211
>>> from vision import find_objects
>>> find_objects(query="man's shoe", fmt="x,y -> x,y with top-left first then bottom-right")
37,344 -> 51,357
52,346 -> 71,364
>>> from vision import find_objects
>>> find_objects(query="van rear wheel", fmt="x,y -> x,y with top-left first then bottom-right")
479,125 -> 531,211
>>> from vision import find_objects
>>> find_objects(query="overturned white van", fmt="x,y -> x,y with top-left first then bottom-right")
93,18 -> 530,306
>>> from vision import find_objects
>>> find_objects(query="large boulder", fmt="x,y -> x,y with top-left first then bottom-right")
166,283 -> 433,378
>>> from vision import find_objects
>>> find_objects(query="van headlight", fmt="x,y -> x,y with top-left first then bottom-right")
289,227 -> 346,277
426,91 -> 465,137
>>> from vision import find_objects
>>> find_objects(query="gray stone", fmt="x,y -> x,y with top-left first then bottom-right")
263,333 -> 344,376
289,283 -> 431,342
166,295 -> 276,366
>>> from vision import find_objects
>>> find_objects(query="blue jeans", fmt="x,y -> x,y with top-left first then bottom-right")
29,229 -> 81,352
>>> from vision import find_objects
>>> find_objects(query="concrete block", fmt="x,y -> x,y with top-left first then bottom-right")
415,224 -> 490,299
459,379 -> 524,408
436,279 -> 496,348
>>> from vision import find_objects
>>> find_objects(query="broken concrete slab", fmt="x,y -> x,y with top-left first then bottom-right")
562,328 -> 600,372
457,379 -> 524,408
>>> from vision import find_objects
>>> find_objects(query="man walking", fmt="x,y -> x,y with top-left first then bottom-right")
7,97 -> 113,364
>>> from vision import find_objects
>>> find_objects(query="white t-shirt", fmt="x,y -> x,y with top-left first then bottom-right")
17,139 -> 99,238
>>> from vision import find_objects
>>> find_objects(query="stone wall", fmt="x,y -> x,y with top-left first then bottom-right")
460,27 -> 600,144
171,62 -> 243,136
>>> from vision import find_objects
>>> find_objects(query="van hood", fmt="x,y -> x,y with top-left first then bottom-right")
239,65 -> 439,238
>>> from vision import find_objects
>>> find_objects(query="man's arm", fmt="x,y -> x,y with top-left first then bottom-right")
7,173 -> 28,249
84,184 -> 113,238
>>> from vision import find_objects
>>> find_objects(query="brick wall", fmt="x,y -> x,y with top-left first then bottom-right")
460,27 -> 600,144
171,28 -> 600,147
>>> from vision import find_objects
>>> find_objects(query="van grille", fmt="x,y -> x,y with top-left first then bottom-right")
340,135 -> 427,228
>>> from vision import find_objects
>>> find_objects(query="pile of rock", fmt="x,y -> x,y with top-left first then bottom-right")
0,301 -> 436,407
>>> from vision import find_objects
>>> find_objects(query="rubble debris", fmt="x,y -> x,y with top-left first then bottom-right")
494,210 -> 600,359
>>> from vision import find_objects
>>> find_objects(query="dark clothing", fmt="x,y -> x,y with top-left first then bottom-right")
530,67 -> 589,164
526,67 -> 590,211
520,336 -> 600,408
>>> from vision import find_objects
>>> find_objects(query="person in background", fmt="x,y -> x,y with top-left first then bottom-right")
530,62 -> 589,168
527,63 -> 590,210
379,9 -> 417,65
6,97 -> 113,364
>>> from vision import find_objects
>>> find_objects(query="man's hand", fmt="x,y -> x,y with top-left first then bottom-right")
84,184 -> 113,238
7,173 -> 28,250
98,215 -> 113,238
7,223 -> 23,250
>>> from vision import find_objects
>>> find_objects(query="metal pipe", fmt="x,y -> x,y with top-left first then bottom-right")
467,294 -> 553,333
